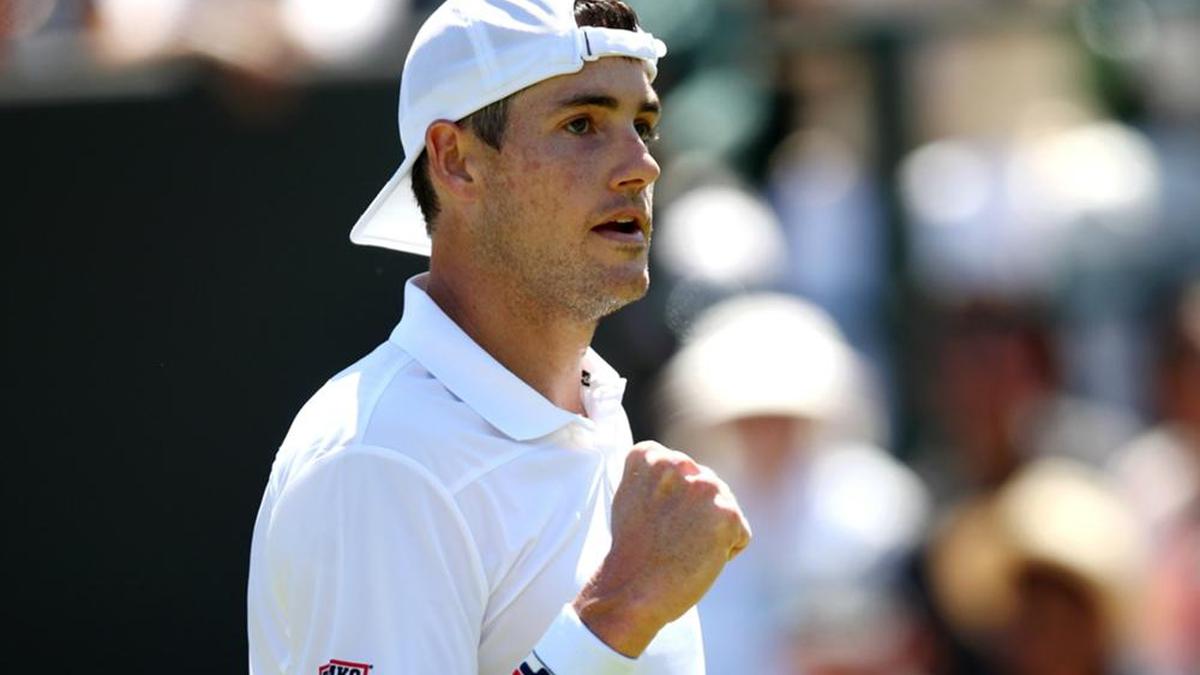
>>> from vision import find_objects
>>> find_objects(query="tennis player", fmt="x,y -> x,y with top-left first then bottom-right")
247,1 -> 750,672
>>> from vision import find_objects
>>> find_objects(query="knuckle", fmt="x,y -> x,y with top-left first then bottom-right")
726,507 -> 746,526
648,453 -> 673,472
657,448 -> 698,474
625,445 -> 650,468
691,477 -> 720,498
653,464 -> 683,491
704,472 -> 729,493
717,504 -> 746,530
693,461 -> 726,484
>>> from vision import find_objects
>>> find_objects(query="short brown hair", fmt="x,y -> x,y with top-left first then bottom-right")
410,0 -> 643,233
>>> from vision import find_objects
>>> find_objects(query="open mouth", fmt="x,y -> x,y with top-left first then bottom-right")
592,218 -> 642,236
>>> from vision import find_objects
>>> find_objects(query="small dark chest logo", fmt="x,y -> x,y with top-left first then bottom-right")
318,659 -> 372,675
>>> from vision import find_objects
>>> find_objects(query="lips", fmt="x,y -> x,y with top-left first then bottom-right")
592,218 -> 640,234
590,210 -> 649,245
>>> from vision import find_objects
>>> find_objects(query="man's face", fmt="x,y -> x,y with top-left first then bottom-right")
466,57 -> 661,322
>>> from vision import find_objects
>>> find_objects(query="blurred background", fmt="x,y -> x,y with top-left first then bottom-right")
3,0 -> 1198,672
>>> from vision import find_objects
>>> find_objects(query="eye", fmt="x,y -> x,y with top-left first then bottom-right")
565,117 -> 593,135
636,120 -> 660,144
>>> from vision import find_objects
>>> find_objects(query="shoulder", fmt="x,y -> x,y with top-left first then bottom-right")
270,339 -> 527,498
276,340 -> 422,464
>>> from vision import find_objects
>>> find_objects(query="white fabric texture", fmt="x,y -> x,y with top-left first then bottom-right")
247,273 -> 703,674
530,604 -> 637,674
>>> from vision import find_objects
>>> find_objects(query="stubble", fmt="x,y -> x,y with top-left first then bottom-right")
468,192 -> 649,326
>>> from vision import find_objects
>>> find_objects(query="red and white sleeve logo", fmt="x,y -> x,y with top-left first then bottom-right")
318,659 -> 372,675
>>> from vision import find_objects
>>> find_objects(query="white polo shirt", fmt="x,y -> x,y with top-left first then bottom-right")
248,273 -> 704,674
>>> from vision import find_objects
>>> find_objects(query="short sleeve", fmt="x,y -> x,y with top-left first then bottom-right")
257,445 -> 487,673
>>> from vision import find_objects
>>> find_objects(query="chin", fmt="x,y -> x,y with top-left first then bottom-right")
609,254 -> 649,290
567,265 -> 648,322
602,266 -> 650,314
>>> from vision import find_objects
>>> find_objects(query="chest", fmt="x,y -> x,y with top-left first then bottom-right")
466,447 -> 703,673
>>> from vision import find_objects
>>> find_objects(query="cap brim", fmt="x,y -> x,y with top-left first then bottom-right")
349,157 -> 432,256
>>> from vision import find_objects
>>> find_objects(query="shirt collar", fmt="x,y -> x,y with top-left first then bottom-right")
390,273 -> 622,442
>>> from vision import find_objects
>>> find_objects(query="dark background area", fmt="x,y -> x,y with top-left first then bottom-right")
4,81 -> 447,668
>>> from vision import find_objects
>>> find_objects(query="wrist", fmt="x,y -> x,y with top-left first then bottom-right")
573,572 -> 667,658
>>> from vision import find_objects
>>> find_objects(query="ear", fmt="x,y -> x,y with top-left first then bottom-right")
425,120 -> 481,203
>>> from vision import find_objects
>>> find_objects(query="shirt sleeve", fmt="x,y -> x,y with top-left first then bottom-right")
516,603 -> 638,675
261,445 -> 487,673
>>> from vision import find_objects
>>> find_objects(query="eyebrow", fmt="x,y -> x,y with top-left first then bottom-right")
555,93 -> 661,115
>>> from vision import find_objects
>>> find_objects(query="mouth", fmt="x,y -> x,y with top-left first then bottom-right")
590,213 -> 648,245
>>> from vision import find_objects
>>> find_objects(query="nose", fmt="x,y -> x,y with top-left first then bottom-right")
610,128 -> 661,193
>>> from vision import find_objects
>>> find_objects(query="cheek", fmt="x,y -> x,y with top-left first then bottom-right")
510,147 -> 588,204
514,143 -> 584,182
516,154 -> 545,175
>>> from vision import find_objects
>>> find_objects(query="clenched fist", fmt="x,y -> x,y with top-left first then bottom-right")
573,441 -> 752,657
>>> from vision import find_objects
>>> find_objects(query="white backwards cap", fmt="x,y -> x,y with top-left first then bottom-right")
350,0 -> 668,256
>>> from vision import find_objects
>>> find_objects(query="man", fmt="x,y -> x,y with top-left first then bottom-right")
247,1 -> 751,673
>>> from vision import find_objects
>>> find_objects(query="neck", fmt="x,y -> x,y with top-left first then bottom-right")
425,258 -> 596,416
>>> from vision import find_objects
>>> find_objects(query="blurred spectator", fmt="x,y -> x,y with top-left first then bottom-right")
1109,278 -> 1200,674
916,298 -> 1138,501
658,293 -> 929,674
927,457 -> 1146,675
0,0 -> 413,97
655,182 -> 789,294
768,124 -> 889,397
907,297 -> 1140,674
767,44 -> 890,388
